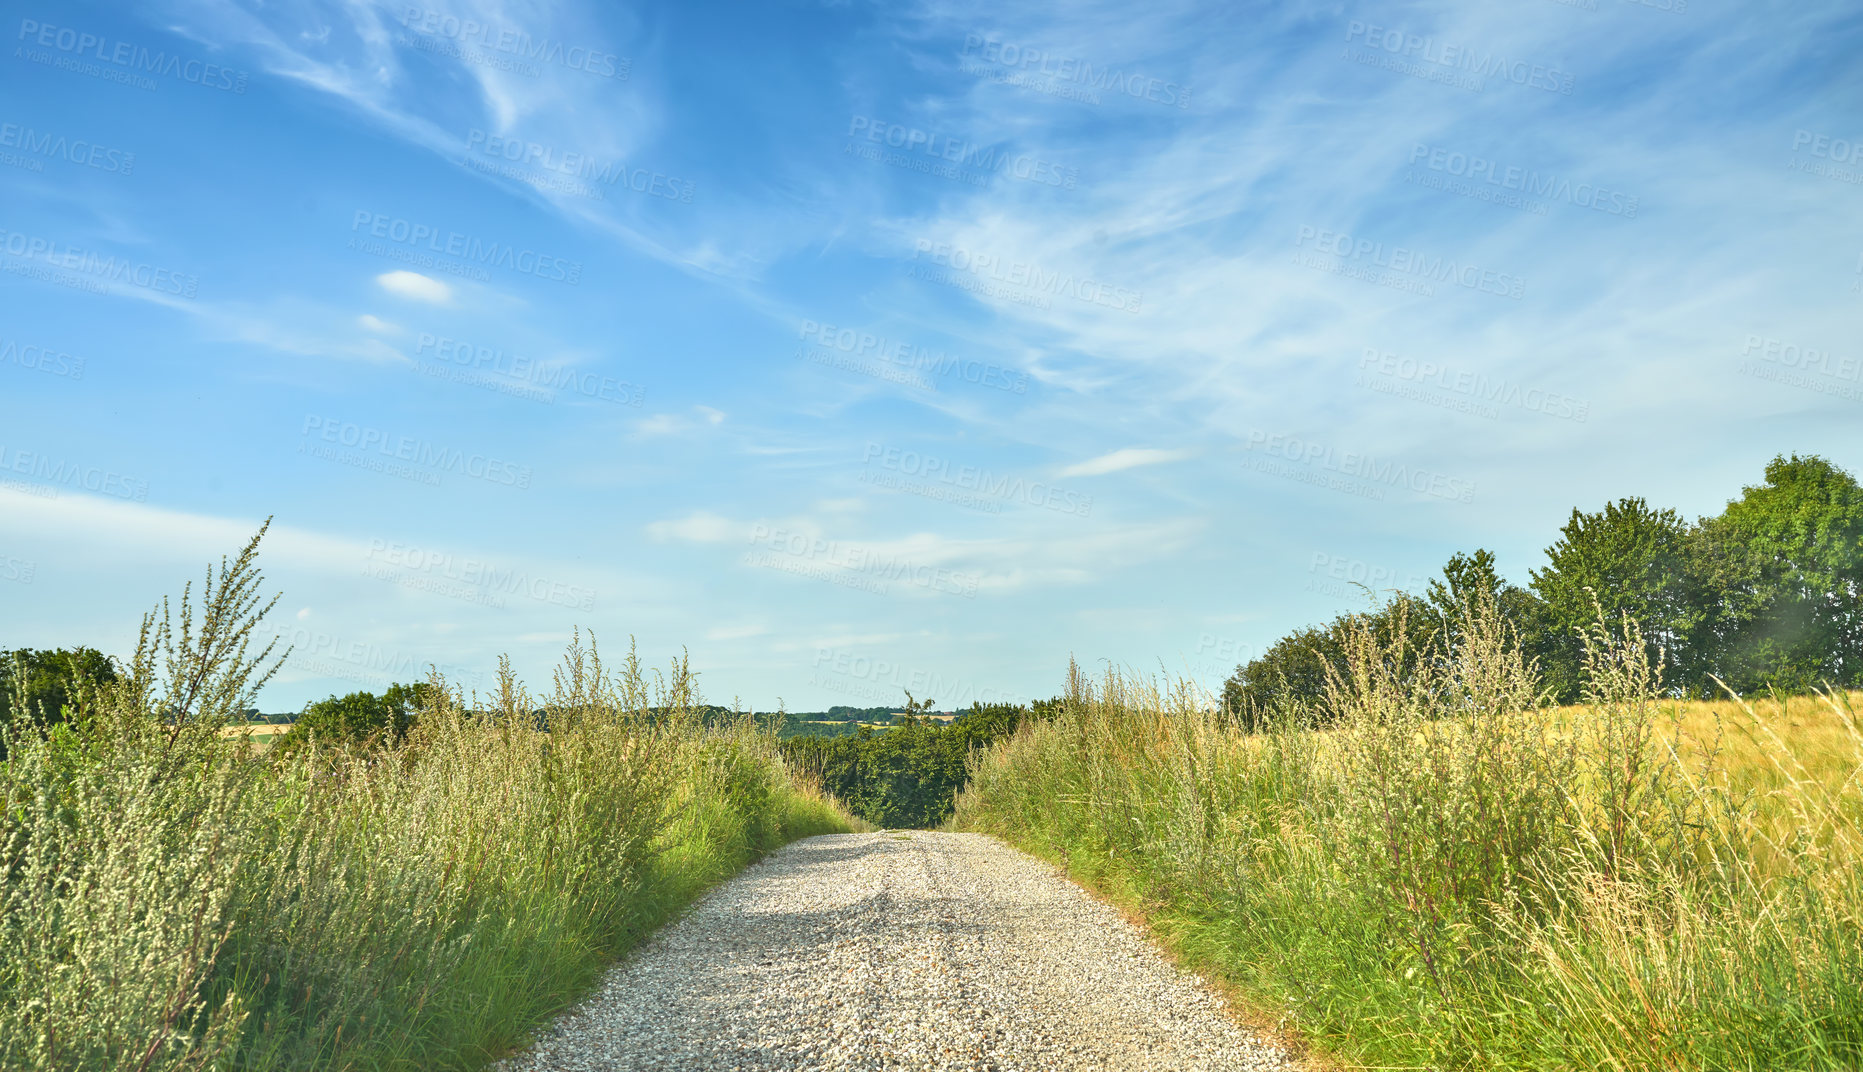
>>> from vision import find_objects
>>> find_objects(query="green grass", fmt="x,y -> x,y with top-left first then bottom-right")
953,598 -> 1863,1071
0,529 -> 857,1071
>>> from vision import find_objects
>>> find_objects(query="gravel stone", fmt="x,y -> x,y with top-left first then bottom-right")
500,831 -> 1296,1071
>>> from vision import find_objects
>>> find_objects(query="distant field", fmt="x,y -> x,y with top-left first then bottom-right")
1592,688 -> 1863,791
217,723 -> 287,747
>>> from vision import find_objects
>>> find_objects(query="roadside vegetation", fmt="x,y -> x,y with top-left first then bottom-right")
953,598 -> 1863,1071
3,450 -> 1854,1070
0,525 -> 854,1071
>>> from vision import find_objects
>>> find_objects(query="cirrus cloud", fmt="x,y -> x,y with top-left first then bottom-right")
1058,448 -> 1196,478
374,270 -> 452,305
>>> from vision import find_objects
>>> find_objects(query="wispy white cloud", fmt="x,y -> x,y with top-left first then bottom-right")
15,0 -> 1857,716
375,270 -> 452,304
1059,447 -> 1194,478
645,512 -> 741,543
633,405 -> 727,439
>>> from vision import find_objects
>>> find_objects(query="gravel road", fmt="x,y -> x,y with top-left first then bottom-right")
501,831 -> 1295,1071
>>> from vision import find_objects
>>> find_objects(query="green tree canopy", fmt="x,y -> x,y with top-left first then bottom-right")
1221,455 -> 1859,718
1529,498 -> 1698,701
1689,454 -> 1863,693
1221,590 -> 1438,727
0,647 -> 118,753
780,700 -> 1036,827
276,682 -> 432,752
1219,620 -> 1347,727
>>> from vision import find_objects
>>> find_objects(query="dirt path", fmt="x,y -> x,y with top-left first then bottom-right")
501,831 -> 1294,1071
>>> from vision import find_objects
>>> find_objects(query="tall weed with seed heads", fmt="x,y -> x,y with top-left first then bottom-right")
0,530 -> 854,1071
954,589 -> 1863,1070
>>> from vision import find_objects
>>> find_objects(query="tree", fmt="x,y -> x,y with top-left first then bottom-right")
0,647 -> 118,754
1221,592 -> 1436,728
276,682 -> 429,752
1,647 -> 117,725
1427,549 -> 1507,615
1428,549 -> 1557,689
778,700 -> 1035,828
382,681 -> 436,724
1220,621 -> 1347,728
1529,498 -> 1699,701
1689,454 -> 1863,693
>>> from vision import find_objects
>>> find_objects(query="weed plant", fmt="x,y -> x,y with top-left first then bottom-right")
0,527 -> 853,1070
954,592 -> 1863,1070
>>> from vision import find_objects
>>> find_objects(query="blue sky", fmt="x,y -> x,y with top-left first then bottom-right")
2,0 -> 1860,713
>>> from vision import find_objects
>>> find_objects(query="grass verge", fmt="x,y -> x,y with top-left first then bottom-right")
954,595 -> 1863,1071
0,527 -> 856,1071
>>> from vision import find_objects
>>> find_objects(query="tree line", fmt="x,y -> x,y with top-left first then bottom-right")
1222,453 -> 1863,722
11,452 -> 1854,818
778,701 -> 1051,828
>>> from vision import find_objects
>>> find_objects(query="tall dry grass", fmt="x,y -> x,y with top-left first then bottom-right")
954,593 -> 1863,1070
0,528 -> 854,1071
